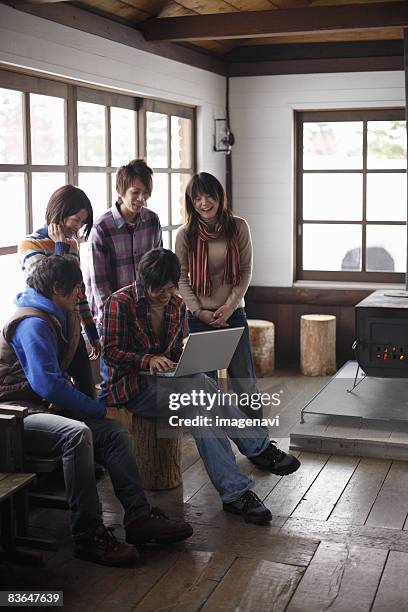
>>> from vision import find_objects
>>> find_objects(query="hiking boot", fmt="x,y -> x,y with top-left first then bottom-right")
223,490 -> 272,525
125,507 -> 193,545
74,524 -> 140,567
250,441 -> 300,475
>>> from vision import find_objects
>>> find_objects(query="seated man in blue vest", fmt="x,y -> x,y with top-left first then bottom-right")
0,255 -> 193,567
102,248 -> 300,526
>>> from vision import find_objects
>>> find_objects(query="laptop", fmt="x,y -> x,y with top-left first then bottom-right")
141,326 -> 244,377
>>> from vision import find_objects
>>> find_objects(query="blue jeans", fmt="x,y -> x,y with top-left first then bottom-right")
23,413 -> 150,538
129,373 -> 269,503
188,307 -> 261,418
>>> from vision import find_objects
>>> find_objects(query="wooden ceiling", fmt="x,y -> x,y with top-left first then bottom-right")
70,0 -> 407,55
5,0 -> 407,76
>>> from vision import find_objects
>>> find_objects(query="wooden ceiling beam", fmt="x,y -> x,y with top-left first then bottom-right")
4,2 -> 227,74
140,2 -> 408,42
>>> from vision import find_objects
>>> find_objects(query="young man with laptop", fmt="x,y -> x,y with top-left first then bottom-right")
102,248 -> 300,527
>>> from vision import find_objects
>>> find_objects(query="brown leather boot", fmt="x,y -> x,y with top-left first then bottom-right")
125,507 -> 193,545
75,524 -> 140,567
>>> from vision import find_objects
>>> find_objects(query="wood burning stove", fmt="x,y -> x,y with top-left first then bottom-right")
355,290 -> 408,377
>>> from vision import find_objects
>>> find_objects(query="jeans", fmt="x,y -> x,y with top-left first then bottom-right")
23,413 -> 150,538
67,335 -> 95,399
188,307 -> 261,418
129,373 -> 270,503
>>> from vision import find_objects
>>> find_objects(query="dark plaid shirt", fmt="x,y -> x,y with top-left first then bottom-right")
102,283 -> 185,407
85,203 -> 162,323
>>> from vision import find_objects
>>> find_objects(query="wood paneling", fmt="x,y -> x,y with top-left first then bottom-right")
228,55 -> 403,76
245,286 -> 373,368
226,39 -> 403,62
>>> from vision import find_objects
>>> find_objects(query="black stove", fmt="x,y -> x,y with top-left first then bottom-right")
355,290 -> 408,377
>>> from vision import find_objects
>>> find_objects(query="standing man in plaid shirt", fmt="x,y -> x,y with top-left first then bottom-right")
85,158 -> 162,382
102,248 -> 300,527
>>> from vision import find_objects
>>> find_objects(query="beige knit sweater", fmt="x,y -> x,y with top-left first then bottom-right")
175,216 -> 253,314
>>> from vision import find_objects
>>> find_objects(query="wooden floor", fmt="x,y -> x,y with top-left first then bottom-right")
2,372 -> 408,611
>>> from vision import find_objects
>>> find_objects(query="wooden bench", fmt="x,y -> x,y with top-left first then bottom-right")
0,471 -> 43,564
0,406 -> 60,558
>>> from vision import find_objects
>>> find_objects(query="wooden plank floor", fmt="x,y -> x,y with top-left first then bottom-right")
2,372 -> 408,610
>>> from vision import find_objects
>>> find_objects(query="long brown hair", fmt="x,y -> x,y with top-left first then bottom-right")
184,173 -> 237,248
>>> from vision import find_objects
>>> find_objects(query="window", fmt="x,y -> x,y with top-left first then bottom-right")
296,109 -> 407,283
0,69 -> 195,324
143,99 -> 195,249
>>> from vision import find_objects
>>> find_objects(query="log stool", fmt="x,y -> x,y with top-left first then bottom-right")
248,319 -> 275,377
110,408 -> 181,491
300,314 -> 336,376
131,416 -> 182,491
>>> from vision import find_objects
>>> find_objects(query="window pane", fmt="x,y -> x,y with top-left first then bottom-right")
366,173 -> 407,222
162,231 -> 170,250
0,254 -> 26,326
171,116 -> 192,169
111,107 -> 136,167
146,112 -> 168,168
303,224 -> 362,271
148,172 -> 169,226
366,225 -> 406,272
32,173 -> 66,230
303,122 -> 363,170
367,121 -> 407,169
79,241 -> 89,283
110,173 -> 117,205
77,102 -> 106,166
171,173 -> 189,226
30,94 -> 65,165
0,173 -> 26,246
0,89 -> 24,163
303,173 -> 362,221
78,173 -> 107,218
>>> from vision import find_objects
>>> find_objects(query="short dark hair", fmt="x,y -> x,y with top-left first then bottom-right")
138,249 -> 180,291
27,255 -> 83,298
45,185 -> 93,240
116,158 -> 153,200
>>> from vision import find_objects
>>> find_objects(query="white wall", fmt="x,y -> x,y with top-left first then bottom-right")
0,3 -> 226,180
0,3 -> 227,323
230,71 -> 406,286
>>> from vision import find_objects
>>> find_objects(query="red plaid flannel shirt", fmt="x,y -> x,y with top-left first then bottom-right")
102,283 -> 185,407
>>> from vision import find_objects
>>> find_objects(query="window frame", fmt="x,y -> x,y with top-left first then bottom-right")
295,108 -> 407,284
0,67 -> 196,254
142,97 -> 196,250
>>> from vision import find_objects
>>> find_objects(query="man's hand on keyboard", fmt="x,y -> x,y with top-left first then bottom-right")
149,355 -> 176,374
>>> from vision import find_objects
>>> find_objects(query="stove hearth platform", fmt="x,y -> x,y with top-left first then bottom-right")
290,361 -> 408,461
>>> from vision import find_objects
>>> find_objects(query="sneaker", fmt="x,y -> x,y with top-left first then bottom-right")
125,507 -> 193,545
74,524 -> 140,567
223,490 -> 272,525
250,441 -> 301,475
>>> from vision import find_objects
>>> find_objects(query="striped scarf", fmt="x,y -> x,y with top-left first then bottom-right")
188,219 -> 241,297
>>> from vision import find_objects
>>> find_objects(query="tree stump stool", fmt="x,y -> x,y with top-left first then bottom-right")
300,314 -> 336,376
131,416 -> 182,491
248,319 -> 275,377
110,408 -> 182,491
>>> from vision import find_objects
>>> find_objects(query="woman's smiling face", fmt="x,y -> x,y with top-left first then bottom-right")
193,192 -> 220,221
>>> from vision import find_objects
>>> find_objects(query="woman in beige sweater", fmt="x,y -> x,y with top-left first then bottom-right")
175,172 -> 259,414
